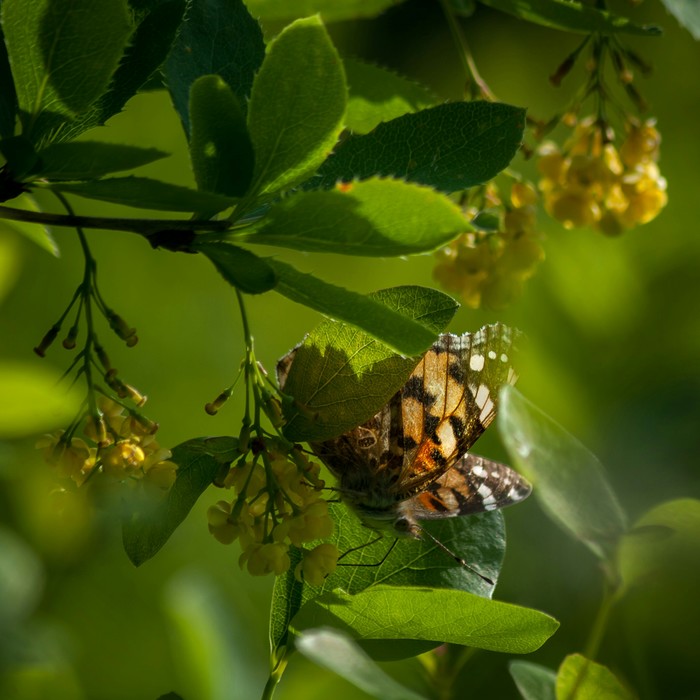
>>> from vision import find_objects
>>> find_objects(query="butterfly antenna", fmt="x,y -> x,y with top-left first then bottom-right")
415,524 -> 494,586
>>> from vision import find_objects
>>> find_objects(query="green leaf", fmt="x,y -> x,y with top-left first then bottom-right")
555,654 -> 635,700
1,0 -> 133,144
247,16 -> 347,196
270,263 -> 450,358
0,361 -> 82,439
48,177 -> 235,213
277,285 -> 457,442
270,502 -> 507,658
0,527 -> 43,625
0,25 -> 17,139
196,242 -> 277,294
310,101 -> 525,193
164,0 -> 264,134
61,0 -> 187,142
509,660 -> 557,700
0,194 -> 58,255
246,177 -> 467,256
292,584 -> 558,653
296,628 -> 429,700
189,75 -> 254,198
617,499 -> 700,592
498,386 -> 627,562
31,142 -> 168,181
480,0 -> 662,36
122,437 -> 239,566
0,136 -> 38,178
243,0 -> 402,22
661,0 -> 700,39
344,58 -> 436,135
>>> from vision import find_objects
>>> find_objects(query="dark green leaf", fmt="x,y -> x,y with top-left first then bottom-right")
310,101 -> 525,193
277,285 -> 458,442
247,16 -> 347,196
60,0 -> 187,142
0,136 -> 38,178
244,0 -> 402,22
344,58 -> 436,135
617,499 -> 700,593
31,142 -> 168,180
196,242 -> 277,294
480,0 -> 662,36
2,0 -> 133,144
270,502 -> 506,658
292,584 -> 558,653
661,0 -> 700,39
49,176 -> 235,213
122,436 -> 239,566
246,177 -> 467,256
556,654 -> 635,699
0,194 -> 58,255
0,25 -> 17,139
296,629 -> 429,700
164,0 -> 264,134
498,386 -> 627,562
509,660 -> 557,700
271,266 -> 450,382
189,75 -> 254,198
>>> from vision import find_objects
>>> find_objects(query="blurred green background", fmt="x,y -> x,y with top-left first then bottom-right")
1,1 -> 699,698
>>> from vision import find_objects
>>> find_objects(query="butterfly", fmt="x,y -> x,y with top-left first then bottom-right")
277,323 -> 531,561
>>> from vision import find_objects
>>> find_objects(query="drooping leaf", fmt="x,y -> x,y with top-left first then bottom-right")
661,0 -> 700,39
189,75 -> 254,198
555,654 -> 635,699
31,142 -> 169,181
343,58 -> 436,135
309,101 -> 525,193
509,660 -> 557,700
196,242 -> 277,294
296,629 -> 429,700
480,0 -> 662,36
246,178 -> 467,256
291,584 -> 558,653
0,361 -> 81,438
247,16 -> 347,197
277,285 -> 458,442
61,0 -> 187,141
0,194 -> 58,255
243,0 -> 402,22
122,437 -> 239,566
1,0 -> 134,144
48,177 -> 235,213
617,498 -> 700,593
164,0 -> 265,134
498,386 -> 627,562
270,501 -> 507,659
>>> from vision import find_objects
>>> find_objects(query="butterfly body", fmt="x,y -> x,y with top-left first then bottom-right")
279,323 -> 531,541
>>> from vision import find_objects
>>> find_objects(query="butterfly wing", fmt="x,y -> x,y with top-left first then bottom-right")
394,323 -> 521,497
405,453 -> 531,520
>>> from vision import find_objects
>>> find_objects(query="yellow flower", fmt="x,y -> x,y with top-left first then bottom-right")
295,543 -> 339,586
240,542 -> 291,577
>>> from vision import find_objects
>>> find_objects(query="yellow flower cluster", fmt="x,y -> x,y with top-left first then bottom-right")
207,445 -> 338,584
433,182 -> 545,309
538,117 -> 667,235
37,397 -> 177,492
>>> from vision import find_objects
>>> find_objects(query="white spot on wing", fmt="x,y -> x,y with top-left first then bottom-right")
500,353 -> 509,363
488,350 -> 497,360
469,354 -> 485,371
471,464 -> 486,478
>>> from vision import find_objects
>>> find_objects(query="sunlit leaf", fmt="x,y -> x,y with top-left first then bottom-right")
0,194 -> 58,256
344,58 -> 436,135
310,101 -> 525,193
269,263 -> 446,359
498,386 -> 627,561
480,0 -> 662,36
243,0 -> 402,22
122,437 -> 239,566
661,0 -> 700,39
277,285 -> 458,441
296,628 -> 429,700
247,16 -> 347,196
509,660 -> 557,700
556,654 -> 635,699
246,178 -> 467,256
